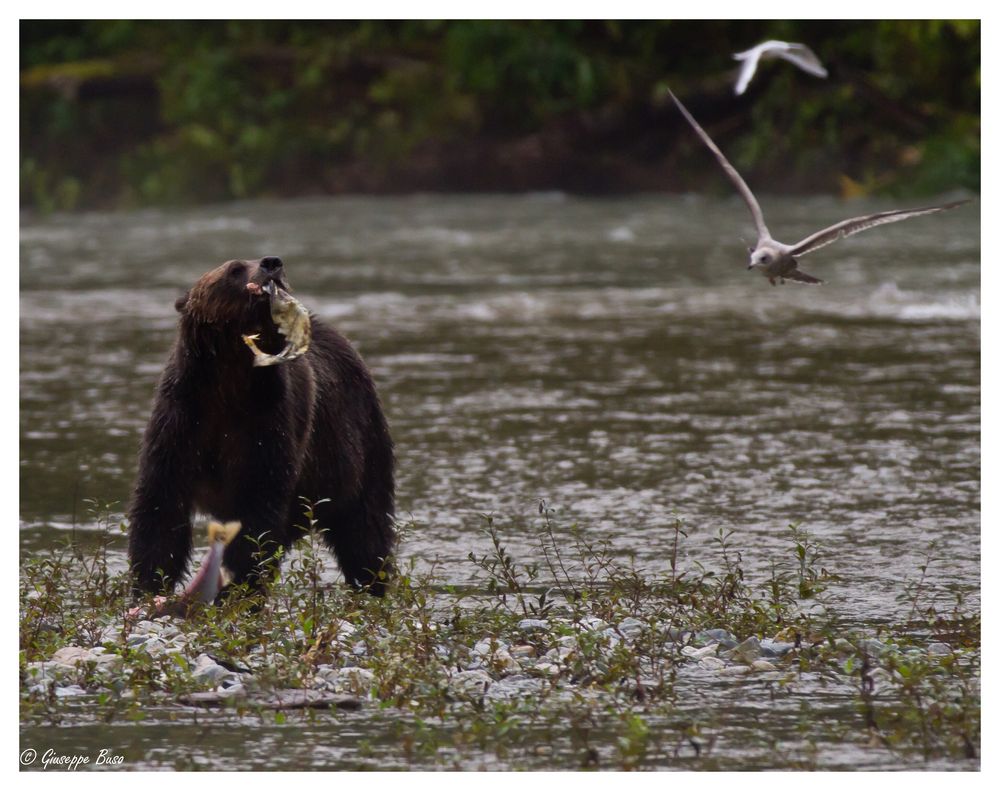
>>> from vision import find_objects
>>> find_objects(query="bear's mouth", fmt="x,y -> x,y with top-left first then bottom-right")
247,280 -> 278,298
244,281 -> 281,342
247,275 -> 289,299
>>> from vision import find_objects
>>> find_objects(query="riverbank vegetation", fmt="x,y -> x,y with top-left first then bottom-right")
20,502 -> 980,770
21,20 -> 979,212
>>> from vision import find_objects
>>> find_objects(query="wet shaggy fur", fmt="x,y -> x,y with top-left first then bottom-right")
127,258 -> 395,597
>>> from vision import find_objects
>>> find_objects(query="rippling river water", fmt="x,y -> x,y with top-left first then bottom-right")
20,194 -> 980,768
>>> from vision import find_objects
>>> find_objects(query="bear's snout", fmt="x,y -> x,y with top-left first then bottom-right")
247,256 -> 288,294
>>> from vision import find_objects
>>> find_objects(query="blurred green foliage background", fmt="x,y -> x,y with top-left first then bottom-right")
20,20 -> 980,211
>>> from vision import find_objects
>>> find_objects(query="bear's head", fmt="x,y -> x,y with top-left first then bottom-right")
175,256 -> 290,334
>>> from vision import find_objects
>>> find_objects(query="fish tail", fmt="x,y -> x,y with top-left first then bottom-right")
206,520 -> 242,545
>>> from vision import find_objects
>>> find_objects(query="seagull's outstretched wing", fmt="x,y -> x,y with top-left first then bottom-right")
669,89 -> 770,242
732,44 -> 765,96
732,40 -> 827,95
774,43 -> 828,79
789,199 -> 971,257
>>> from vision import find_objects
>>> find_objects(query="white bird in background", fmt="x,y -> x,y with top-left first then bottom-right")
668,90 -> 970,286
732,40 -> 829,95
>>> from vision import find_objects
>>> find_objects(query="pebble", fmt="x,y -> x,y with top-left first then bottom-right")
868,667 -> 894,690
433,644 -> 452,660
616,618 -> 645,639
698,629 -> 738,649
48,646 -> 123,674
130,620 -> 165,636
469,643 -> 521,672
97,625 -> 123,644
698,657 -> 726,671
509,644 -> 536,658
473,639 -> 496,656
517,619 -> 549,633
330,620 -> 357,640
726,637 -> 762,664
316,666 -> 374,696
927,642 -> 952,656
24,662 -> 57,682
681,644 -> 718,660
449,669 -> 492,696
485,675 -> 545,701
493,649 -> 521,672
578,617 -> 608,632
858,638 -> 887,656
658,625 -> 688,642
51,646 -> 96,665
157,624 -> 181,640
139,637 -> 170,657
720,665 -> 752,676
96,654 -> 125,672
828,638 -> 850,653
544,645 -> 575,662
759,638 -> 795,658
54,684 -> 88,697
750,660 -> 778,673
192,654 -> 236,686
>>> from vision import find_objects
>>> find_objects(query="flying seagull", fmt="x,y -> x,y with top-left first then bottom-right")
733,40 -> 828,96
669,90 -> 970,286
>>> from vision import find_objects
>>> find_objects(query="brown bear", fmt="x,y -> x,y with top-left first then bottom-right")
127,256 -> 395,597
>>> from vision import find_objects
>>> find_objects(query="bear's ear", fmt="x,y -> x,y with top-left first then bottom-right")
174,291 -> 190,312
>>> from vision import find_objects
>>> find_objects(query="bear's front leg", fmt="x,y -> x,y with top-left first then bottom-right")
127,397 -> 196,596
220,503 -> 296,596
219,433 -> 300,596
